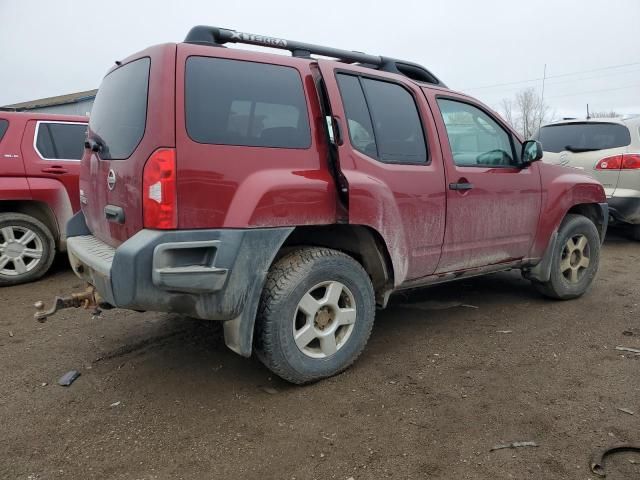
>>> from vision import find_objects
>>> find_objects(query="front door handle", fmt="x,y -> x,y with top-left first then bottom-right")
449,182 -> 474,191
42,166 -> 68,174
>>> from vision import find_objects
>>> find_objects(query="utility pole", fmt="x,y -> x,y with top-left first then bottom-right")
586,103 -> 590,119
539,63 -> 547,131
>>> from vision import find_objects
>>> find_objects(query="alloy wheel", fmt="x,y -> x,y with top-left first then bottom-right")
560,234 -> 590,284
0,226 -> 44,277
292,281 -> 357,358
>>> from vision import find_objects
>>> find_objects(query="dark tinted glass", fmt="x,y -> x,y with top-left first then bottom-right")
89,57 -> 150,159
361,78 -> 427,164
186,57 -> 311,149
336,74 -> 377,158
437,99 -> 516,167
0,119 -> 8,142
537,122 -> 631,153
36,123 -> 87,160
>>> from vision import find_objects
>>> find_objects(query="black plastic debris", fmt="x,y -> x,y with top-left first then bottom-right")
58,370 -> 81,387
590,443 -> 640,477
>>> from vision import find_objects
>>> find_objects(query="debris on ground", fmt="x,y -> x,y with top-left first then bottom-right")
260,386 -> 278,395
496,330 -> 513,334
57,370 -> 81,386
615,346 -> 640,354
590,443 -> 640,477
623,330 -> 635,336
8,331 -> 14,337
403,300 -> 463,311
39,382 -> 47,387
490,441 -> 538,452
110,401 -> 121,407
616,407 -> 634,415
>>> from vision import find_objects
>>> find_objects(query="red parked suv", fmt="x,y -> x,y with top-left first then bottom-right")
0,111 -> 87,285
37,27 -> 608,383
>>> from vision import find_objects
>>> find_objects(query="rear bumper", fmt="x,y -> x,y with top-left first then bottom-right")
65,211 -> 293,355
608,196 -> 640,224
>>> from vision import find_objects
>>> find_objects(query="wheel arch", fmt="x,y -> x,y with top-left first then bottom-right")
222,224 -> 395,358
525,204 -> 606,283
0,200 -> 60,247
281,224 -> 395,306
566,202 -> 607,242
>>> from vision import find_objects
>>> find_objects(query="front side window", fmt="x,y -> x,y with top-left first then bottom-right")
185,57 -> 311,149
0,119 -> 8,143
35,122 -> 87,160
337,74 -> 427,164
437,99 -> 516,167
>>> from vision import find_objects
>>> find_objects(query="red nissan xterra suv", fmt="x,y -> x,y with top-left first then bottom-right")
0,111 -> 87,285
36,27 -> 608,383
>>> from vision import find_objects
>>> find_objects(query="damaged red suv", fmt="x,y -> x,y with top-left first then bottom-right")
37,26 -> 607,383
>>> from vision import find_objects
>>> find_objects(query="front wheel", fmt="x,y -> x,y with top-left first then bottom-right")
533,214 -> 600,300
254,247 -> 375,384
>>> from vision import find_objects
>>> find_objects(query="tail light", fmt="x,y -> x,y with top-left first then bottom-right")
622,153 -> 640,169
142,148 -> 177,229
596,154 -> 640,170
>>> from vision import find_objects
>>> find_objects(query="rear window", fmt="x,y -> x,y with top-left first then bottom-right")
89,57 -> 150,160
185,57 -> 311,149
35,122 -> 87,160
537,122 -> 631,153
0,119 -> 8,142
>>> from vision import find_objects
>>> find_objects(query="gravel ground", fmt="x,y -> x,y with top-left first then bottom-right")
1,229 -> 639,480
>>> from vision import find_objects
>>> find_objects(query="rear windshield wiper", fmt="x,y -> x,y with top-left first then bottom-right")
564,145 -> 600,153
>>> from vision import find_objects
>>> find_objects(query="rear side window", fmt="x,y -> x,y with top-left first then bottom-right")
185,57 -> 311,149
35,122 -> 87,160
90,57 -> 150,160
337,74 -> 427,164
0,119 -> 8,142
537,122 -> 631,153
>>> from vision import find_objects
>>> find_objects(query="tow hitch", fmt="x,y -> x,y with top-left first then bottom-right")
34,285 -> 103,323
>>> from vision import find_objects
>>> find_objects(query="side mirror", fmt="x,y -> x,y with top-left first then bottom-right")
522,140 -> 543,164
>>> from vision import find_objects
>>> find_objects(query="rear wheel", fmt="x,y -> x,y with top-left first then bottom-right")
0,213 -> 56,286
533,214 -> 600,300
255,247 -> 375,384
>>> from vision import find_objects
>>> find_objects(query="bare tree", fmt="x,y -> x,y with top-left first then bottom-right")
500,98 -> 514,127
500,87 -> 552,138
589,110 -> 621,118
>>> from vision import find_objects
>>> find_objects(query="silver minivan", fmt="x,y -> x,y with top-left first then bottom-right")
537,116 -> 640,239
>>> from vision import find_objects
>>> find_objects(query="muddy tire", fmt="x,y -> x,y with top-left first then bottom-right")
533,214 -> 600,300
254,247 -> 375,384
0,213 -> 56,286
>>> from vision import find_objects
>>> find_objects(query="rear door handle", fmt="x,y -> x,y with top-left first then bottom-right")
41,166 -> 68,174
449,182 -> 474,191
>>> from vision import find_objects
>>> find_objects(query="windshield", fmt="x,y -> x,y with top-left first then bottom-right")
89,57 -> 150,159
537,122 -> 630,153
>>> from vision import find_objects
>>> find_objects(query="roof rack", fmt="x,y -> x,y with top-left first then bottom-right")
184,25 -> 446,87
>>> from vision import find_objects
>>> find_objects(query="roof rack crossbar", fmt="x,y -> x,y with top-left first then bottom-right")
184,25 -> 445,86
185,25 -> 383,65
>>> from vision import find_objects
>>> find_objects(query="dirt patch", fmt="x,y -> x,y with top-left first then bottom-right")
1,230 -> 639,479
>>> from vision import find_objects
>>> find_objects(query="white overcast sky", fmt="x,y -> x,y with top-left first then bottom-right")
1,0 -> 639,118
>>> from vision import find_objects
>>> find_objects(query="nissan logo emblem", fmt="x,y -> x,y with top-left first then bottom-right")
107,169 -> 117,191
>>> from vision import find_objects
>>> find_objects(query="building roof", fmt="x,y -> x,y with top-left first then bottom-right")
1,89 -> 98,111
